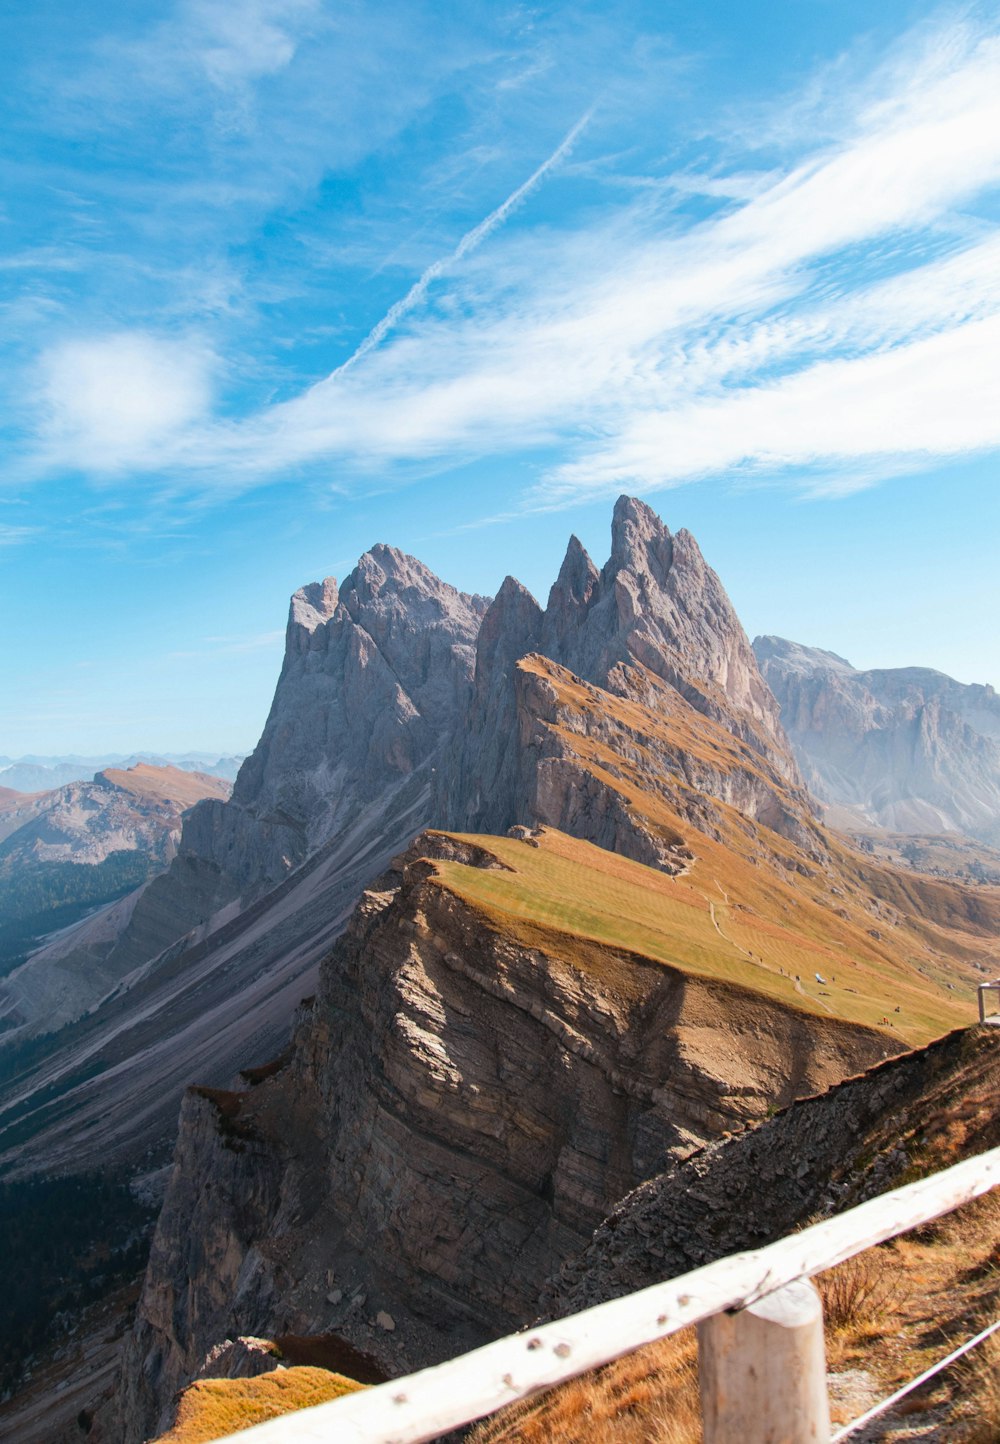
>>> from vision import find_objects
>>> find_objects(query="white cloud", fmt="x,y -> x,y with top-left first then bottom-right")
37,333 -> 216,475
91,0 -> 316,103
542,313 -> 1000,500
19,13 -> 1000,506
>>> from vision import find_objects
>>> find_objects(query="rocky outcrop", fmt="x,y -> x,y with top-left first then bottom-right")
439,497 -> 805,844
756,636 -> 1000,844
0,552 -> 488,1175
117,831 -> 897,1441
547,1023 -> 1000,1315
24,547 -> 488,1053
511,655 -> 824,867
197,548 -> 488,898
542,500 -> 786,755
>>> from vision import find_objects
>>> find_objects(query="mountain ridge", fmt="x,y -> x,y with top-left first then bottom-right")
756,634 -> 1000,843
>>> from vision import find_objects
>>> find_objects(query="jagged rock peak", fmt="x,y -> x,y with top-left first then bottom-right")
474,577 -> 543,681
344,542 -> 479,612
289,577 -> 339,633
494,573 -> 542,611
607,494 -> 675,586
552,534 -> 600,605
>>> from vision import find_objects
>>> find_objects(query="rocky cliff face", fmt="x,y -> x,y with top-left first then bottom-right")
438,496 -> 803,841
187,548 -> 488,901
548,1022 -> 1000,1315
755,637 -> 1000,844
542,499 -> 785,751
2,499 -> 807,1181
117,829 -> 897,1442
27,498 -> 998,1440
0,554 -> 488,1162
104,546 -> 488,978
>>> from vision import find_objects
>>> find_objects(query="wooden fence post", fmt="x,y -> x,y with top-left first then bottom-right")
697,1278 -> 830,1443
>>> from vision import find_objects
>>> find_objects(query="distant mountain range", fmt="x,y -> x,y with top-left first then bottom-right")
0,753 -> 244,793
0,764 -> 232,1009
755,636 -> 1000,846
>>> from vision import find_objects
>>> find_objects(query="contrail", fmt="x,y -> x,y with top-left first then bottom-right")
332,106 -> 595,376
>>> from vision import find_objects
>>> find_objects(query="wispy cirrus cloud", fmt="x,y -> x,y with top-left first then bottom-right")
15,10 -> 1000,509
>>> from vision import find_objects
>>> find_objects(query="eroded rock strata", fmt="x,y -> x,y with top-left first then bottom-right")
548,1023 -> 1000,1315
13,497 -> 998,1443
117,830 -> 896,1441
0,496 -> 804,1178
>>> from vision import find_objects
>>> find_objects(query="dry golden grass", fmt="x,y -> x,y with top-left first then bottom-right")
470,1163 -> 1000,1444
817,1187 -> 1000,1438
468,1331 -> 702,1444
431,822 -> 974,1047
450,652 -> 999,1045
818,1247 -> 904,1331
154,1367 -> 366,1444
957,1327 -> 1000,1443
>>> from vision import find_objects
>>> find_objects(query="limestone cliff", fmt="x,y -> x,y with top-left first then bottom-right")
0,550 -> 487,1176
22,499 -> 999,1440
117,829 -> 898,1442
548,1023 -> 1000,1314
755,636 -> 1000,844
437,495 -> 803,840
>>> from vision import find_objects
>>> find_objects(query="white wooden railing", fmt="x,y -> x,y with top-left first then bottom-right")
220,1145 -> 1000,1444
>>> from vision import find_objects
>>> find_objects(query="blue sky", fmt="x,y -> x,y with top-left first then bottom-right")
2,0 -> 999,755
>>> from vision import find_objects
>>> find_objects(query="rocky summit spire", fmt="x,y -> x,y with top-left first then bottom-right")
288,576 -> 339,639
194,543 -> 490,898
534,496 -> 784,753
607,494 -> 674,587
541,535 -> 600,662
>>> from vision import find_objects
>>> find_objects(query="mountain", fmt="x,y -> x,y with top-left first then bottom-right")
0,502 -> 830,1180
0,550 -> 488,1178
0,765 -> 231,1022
3,498 -> 999,1441
0,754 -> 244,793
116,811 -> 990,1441
437,498 -> 802,849
755,636 -> 1000,844
72,498 -> 996,1442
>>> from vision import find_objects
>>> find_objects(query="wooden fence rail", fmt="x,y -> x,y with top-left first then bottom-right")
221,1144 -> 1000,1444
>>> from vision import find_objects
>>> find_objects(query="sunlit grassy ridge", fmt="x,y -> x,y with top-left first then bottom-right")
155,1367 -> 365,1443
419,654 -> 993,1048
429,826 -> 976,1048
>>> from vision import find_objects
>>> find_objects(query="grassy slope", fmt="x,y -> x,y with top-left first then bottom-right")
419,655 -> 997,1049
428,825 -> 976,1050
99,763 -> 231,808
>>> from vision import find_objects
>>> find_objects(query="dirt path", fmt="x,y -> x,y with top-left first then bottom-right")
706,881 -> 836,1016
